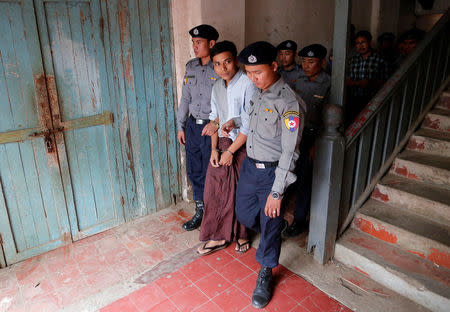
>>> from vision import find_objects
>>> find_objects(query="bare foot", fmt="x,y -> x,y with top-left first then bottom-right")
235,239 -> 250,253
197,240 -> 227,255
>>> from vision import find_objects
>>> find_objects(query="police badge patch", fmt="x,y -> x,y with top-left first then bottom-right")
248,55 -> 257,63
285,116 -> 299,132
193,28 -> 199,35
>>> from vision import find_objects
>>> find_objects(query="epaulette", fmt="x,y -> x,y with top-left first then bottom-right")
185,58 -> 199,68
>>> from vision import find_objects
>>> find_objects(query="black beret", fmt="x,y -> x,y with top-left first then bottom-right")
298,44 -> 327,59
276,40 -> 297,51
238,41 -> 277,65
189,24 -> 219,41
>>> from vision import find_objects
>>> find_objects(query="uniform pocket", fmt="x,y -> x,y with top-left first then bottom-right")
257,111 -> 280,139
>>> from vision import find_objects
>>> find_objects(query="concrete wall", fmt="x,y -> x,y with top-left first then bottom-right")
245,0 -> 335,52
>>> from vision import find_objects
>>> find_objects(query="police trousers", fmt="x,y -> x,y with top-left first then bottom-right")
235,157 -> 285,268
185,116 -> 211,201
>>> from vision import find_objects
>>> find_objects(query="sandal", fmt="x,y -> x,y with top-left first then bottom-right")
197,241 -> 229,256
235,240 -> 251,254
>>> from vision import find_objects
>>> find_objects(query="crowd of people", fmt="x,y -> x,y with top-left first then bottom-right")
345,27 -> 425,125
175,23 -> 424,309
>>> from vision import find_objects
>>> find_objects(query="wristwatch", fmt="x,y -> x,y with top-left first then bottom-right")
271,191 -> 281,200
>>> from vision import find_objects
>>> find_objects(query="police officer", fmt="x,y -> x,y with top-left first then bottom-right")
283,44 -> 330,238
176,24 -> 219,231
234,41 -> 306,309
276,40 -> 302,89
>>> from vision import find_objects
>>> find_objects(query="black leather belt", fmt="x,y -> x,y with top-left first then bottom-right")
189,115 -> 209,125
248,157 -> 278,169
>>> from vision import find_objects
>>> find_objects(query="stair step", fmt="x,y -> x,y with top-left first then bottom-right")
371,174 -> 450,225
437,91 -> 450,110
335,229 -> 450,312
407,129 -> 450,157
390,150 -> 450,187
354,199 -> 450,269
423,109 -> 450,132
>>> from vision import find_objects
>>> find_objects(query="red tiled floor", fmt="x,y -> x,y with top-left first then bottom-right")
300,289 -> 353,312
216,259 -> 254,284
0,205 -> 352,312
155,270 -> 192,297
193,300 -> 224,312
179,258 -> 214,282
128,283 -> 166,311
170,284 -> 209,312
212,285 -> 250,312
100,296 -> 138,312
195,271 -> 232,299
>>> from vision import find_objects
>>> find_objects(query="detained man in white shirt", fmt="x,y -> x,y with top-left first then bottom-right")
196,40 -> 257,255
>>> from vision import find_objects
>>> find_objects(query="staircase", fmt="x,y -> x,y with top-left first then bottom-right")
335,90 -> 450,312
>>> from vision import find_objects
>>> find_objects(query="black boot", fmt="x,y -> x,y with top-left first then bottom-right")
182,200 -> 204,231
282,219 -> 307,238
252,266 -> 272,309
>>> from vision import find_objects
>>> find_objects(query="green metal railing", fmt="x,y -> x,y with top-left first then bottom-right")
338,10 -> 450,233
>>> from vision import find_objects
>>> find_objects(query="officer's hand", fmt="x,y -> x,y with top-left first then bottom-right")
201,122 -> 218,136
177,130 -> 185,145
219,150 -> 233,167
264,194 -> 281,218
210,150 -> 220,167
221,119 -> 235,137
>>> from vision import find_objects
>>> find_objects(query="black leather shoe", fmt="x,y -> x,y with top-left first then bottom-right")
252,266 -> 272,309
182,200 -> 204,231
282,219 -> 307,238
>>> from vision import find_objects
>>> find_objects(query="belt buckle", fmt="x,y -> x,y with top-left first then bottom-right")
195,119 -> 204,125
255,163 -> 265,169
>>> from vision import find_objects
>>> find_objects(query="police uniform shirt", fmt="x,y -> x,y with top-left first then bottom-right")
209,70 -> 257,141
277,64 -> 302,89
294,69 -> 330,130
176,58 -> 219,131
246,77 -> 306,194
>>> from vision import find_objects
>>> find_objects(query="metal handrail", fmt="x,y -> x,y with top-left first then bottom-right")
338,10 -> 450,234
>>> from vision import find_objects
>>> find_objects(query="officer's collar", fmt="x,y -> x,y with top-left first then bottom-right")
196,58 -> 214,68
280,63 -> 299,72
262,76 -> 285,94
299,69 -> 327,83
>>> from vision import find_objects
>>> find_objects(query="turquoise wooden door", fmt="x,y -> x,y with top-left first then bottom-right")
0,0 -> 72,266
33,0 -> 125,241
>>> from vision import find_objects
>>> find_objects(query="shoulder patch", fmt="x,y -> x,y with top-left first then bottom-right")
284,115 -> 300,132
282,111 -> 300,118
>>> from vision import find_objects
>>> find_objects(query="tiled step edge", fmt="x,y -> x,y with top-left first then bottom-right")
353,199 -> 450,269
335,229 -> 450,312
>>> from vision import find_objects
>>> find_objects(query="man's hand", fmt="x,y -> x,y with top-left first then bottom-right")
264,193 -> 282,218
210,150 -> 220,167
201,121 -> 219,136
221,119 -> 236,137
177,130 -> 185,145
219,150 -> 233,166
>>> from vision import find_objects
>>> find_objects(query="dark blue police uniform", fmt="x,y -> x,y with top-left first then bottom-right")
176,25 -> 219,231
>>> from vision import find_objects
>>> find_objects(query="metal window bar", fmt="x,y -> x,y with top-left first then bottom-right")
339,9 -> 450,234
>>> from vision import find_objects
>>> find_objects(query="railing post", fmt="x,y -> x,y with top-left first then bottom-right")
307,0 -> 350,264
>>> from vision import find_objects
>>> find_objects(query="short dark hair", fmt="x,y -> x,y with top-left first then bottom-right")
355,30 -> 372,42
210,41 -> 238,59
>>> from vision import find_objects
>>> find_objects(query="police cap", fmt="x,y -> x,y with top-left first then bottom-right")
189,24 -> 219,41
298,44 -> 327,59
238,41 -> 277,65
276,40 -> 297,51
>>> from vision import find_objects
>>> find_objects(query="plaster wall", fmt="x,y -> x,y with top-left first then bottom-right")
245,0 -> 335,52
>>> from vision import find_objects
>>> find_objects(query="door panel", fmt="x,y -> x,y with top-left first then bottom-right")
0,0 -> 71,265
36,0 -> 124,239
